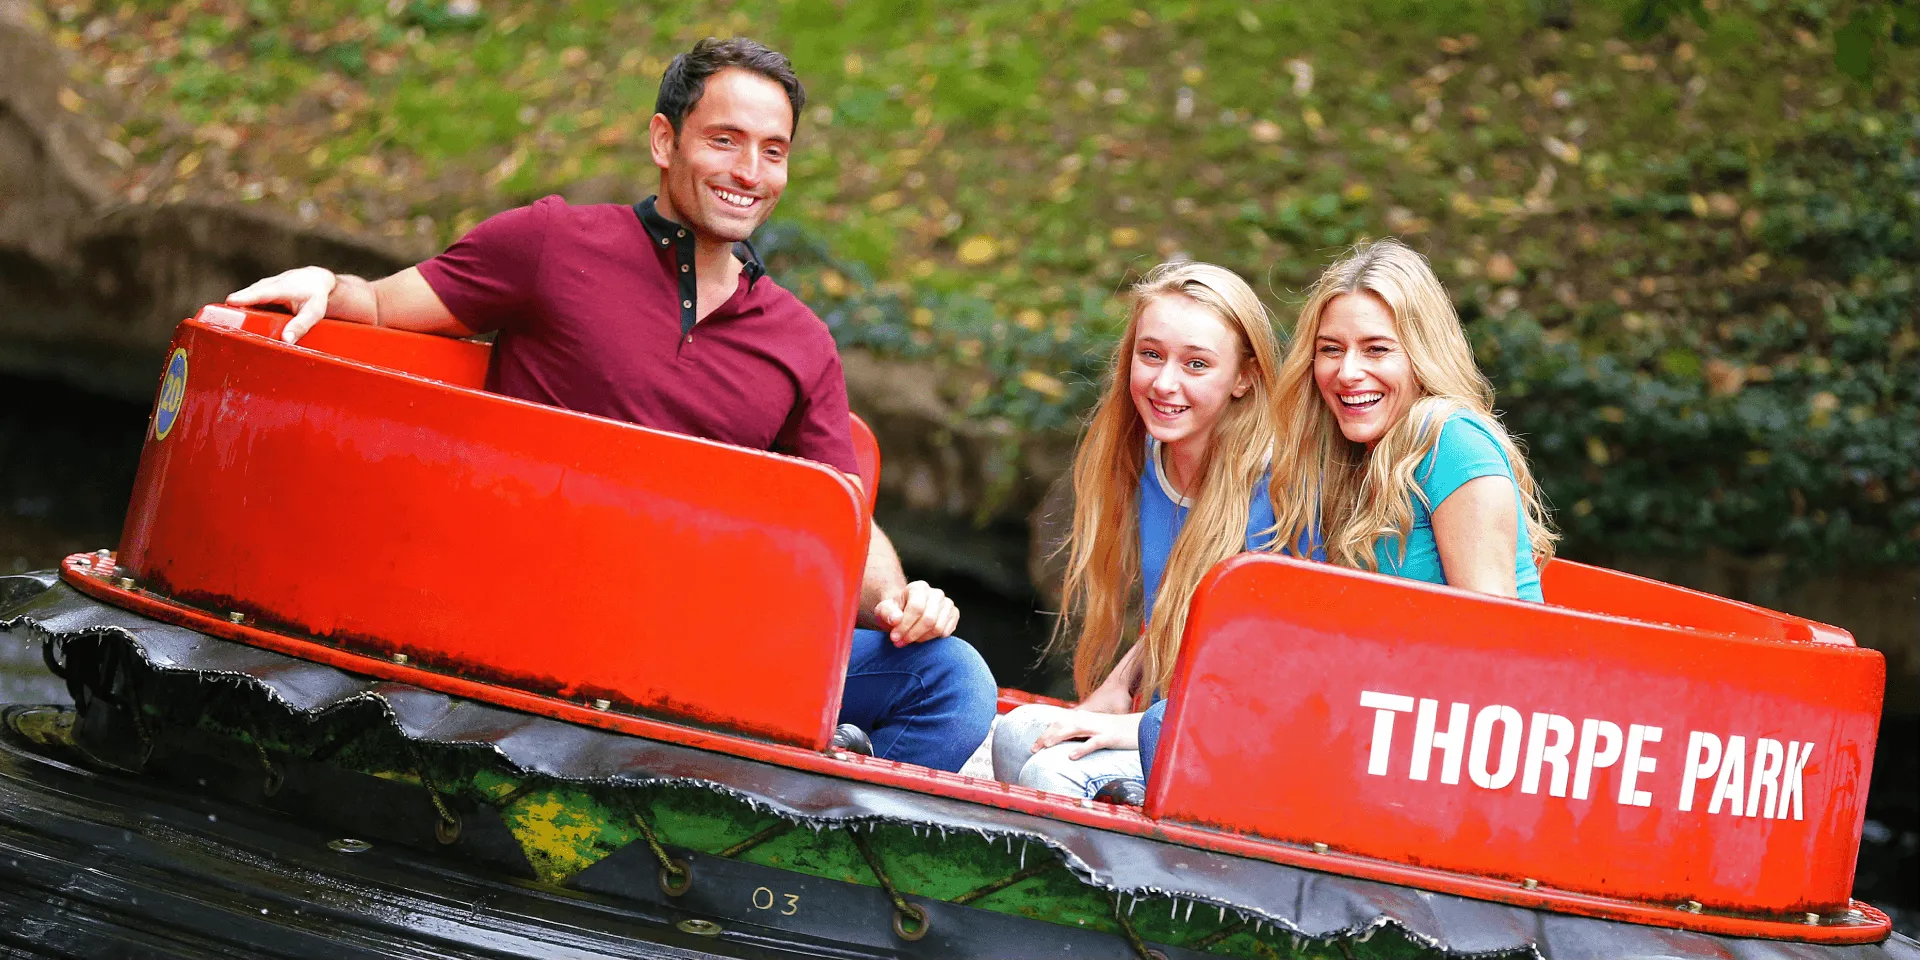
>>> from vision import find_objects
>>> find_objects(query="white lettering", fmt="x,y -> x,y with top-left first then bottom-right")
1410,699 -> 1469,784
1707,734 -> 1747,815
1469,705 -> 1524,790
1777,741 -> 1813,821
1617,724 -> 1663,807
1359,691 -> 1416,777
1522,712 -> 1575,797
1678,731 -> 1722,811
1746,738 -> 1786,819
1572,719 -> 1622,801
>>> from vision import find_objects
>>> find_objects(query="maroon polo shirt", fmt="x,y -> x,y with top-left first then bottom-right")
416,195 -> 857,474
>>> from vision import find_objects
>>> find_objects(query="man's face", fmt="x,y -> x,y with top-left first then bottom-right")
651,68 -> 793,244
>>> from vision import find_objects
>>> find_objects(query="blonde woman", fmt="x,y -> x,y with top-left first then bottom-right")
992,262 -> 1312,800
1268,238 -> 1557,602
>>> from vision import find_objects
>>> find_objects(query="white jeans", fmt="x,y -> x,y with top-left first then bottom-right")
990,703 -> 1143,799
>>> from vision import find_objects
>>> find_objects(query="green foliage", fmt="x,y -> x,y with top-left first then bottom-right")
46,0 -> 1919,572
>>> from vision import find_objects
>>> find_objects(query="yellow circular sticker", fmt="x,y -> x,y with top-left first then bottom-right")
154,347 -> 188,440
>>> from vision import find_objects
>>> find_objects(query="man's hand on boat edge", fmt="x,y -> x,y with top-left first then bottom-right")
227,265 -> 474,344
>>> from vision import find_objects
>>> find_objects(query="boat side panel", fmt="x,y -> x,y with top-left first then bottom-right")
1146,553 -> 1885,916
118,318 -> 866,749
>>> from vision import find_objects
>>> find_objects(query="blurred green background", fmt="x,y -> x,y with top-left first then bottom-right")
41,0 -> 1918,576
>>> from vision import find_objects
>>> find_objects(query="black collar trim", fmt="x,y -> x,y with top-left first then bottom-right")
633,195 -> 764,287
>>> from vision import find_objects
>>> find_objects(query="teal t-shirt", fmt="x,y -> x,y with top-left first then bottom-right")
1373,412 -> 1543,602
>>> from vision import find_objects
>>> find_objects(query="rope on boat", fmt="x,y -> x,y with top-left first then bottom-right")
246,731 -> 283,797
848,827 -> 928,941
627,804 -> 692,897
1186,918 -> 1250,951
401,741 -> 461,845
715,819 -> 791,859
950,859 -> 1058,906
1111,893 -> 1163,959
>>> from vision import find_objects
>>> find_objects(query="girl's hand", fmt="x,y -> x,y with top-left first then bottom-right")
1033,709 -> 1142,760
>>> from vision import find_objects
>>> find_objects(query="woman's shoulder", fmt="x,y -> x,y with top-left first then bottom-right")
1417,408 -> 1515,493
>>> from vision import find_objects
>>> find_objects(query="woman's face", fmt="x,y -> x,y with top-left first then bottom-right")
1128,295 -> 1250,460
1314,292 -> 1417,448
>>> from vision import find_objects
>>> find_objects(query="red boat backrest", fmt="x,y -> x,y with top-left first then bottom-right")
1541,558 -> 1851,644
1147,553 -> 1883,918
200,305 -> 885,520
121,306 -> 871,749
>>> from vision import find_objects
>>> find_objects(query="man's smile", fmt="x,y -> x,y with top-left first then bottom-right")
711,185 -> 760,210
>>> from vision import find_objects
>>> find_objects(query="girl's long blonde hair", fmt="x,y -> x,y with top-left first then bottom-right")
1269,239 -> 1557,571
1054,262 -> 1284,701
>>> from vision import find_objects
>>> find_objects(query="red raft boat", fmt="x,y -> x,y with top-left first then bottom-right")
0,304 -> 1908,958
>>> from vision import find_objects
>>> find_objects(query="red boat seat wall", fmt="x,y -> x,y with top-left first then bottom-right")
118,307 -> 871,749
1145,553 -> 1883,916
1541,558 -> 1852,645
206,306 -> 887,520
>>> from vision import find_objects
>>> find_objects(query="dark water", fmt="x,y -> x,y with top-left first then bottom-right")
0,369 -> 1910,936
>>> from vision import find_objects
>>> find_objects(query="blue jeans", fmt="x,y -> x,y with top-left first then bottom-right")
1138,698 -> 1167,781
838,629 -> 997,772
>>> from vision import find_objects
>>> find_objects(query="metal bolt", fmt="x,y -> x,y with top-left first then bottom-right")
1312,842 -> 1330,855
228,611 -> 245,624
116,577 -> 135,589
1522,878 -> 1539,890
675,918 -> 721,937
94,549 -> 111,557
592,698 -> 611,711
1805,913 -> 1821,925
1079,798 -> 1095,809
327,838 -> 371,854
1683,900 -> 1703,914
390,653 -> 409,665
832,750 -> 849,761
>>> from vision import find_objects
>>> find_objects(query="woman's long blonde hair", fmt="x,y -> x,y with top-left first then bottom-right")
1269,239 -> 1557,571
1054,262 -> 1284,701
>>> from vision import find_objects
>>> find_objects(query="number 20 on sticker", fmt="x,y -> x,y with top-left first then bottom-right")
154,348 -> 188,440
751,886 -> 799,916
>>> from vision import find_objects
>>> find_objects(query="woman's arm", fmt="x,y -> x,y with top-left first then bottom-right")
1077,642 -> 1144,714
1431,475 -> 1521,598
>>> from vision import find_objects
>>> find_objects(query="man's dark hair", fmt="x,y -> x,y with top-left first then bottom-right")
655,37 -> 806,137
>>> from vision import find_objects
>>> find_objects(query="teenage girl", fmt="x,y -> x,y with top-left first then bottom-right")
992,261 -> 1305,798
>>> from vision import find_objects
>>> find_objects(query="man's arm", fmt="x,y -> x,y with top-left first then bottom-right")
227,265 -> 477,344
848,494 -> 959,646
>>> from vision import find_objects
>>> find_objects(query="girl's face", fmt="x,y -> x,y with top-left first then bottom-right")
1128,295 -> 1250,460
1314,292 -> 1417,448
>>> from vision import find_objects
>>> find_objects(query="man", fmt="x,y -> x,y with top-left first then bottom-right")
226,38 -> 996,772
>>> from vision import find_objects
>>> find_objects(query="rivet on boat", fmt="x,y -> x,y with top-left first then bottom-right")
228,611 -> 245,624
1079,798 -> 1095,809
1683,900 -> 1703,914
832,751 -> 849,761
1805,912 -> 1821,925
116,577 -> 135,589
1312,842 -> 1330,855
327,838 -> 371,854
675,918 -> 722,937
592,698 -> 611,710
1522,878 -> 1539,890
391,653 -> 409,665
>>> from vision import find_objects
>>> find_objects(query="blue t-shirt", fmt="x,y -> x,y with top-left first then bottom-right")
1373,412 -> 1543,601
1139,438 -> 1318,621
